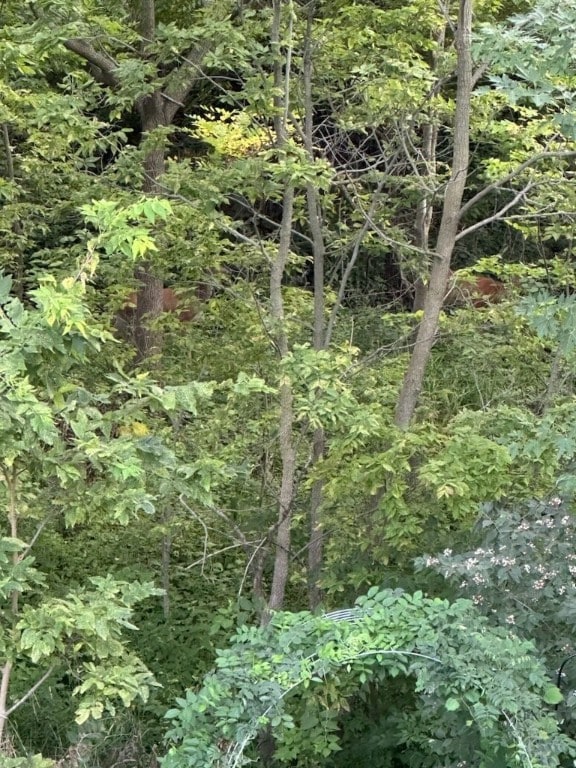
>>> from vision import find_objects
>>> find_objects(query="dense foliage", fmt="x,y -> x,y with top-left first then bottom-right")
164,588 -> 570,768
1,0 -> 576,765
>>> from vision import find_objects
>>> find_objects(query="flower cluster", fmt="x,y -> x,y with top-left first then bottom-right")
415,499 -> 576,670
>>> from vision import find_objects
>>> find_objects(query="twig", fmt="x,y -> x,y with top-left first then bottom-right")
5,665 -> 55,717
179,494 -> 208,576
185,541 -> 261,570
456,182 -> 536,240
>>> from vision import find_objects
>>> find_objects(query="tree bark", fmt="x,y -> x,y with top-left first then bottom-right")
0,469 -> 19,749
265,184 -> 296,618
411,24 -> 446,313
303,7 -> 327,610
412,122 -> 440,312
264,0 -> 296,621
394,0 -> 473,429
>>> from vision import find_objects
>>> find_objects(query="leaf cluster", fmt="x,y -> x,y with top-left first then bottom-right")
163,587 -> 571,768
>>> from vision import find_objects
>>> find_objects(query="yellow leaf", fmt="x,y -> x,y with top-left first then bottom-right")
437,484 -> 455,498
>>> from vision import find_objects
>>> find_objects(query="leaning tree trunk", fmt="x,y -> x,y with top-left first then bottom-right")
394,0 -> 473,429
411,22 -> 446,313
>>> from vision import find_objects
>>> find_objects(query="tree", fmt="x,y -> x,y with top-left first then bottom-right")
393,0 -> 474,427
0,269 -> 162,748
4,8 -> 576,758
0,190 -> 217,751
140,0 -> 576,615
2,0 -> 254,358
395,0 -> 576,426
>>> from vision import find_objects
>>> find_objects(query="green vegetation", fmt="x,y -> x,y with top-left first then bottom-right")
1,0 -> 576,765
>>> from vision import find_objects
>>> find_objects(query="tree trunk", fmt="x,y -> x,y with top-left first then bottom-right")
412,122 -> 439,312
307,429 -> 325,610
394,0 -> 473,429
264,0 -> 296,622
134,91 -> 169,359
265,187 -> 296,619
411,23 -> 445,313
133,4 -> 167,360
303,6 -> 327,610
0,469 -> 19,749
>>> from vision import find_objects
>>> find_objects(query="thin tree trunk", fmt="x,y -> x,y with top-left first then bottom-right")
307,429 -> 325,610
411,24 -> 445,313
266,183 -> 296,617
0,469 -> 19,749
161,509 -> 172,620
303,7 -> 327,610
394,0 -> 473,429
0,660 -> 12,749
264,0 -> 296,621
540,345 -> 567,413
1,124 -> 24,300
412,123 -> 439,312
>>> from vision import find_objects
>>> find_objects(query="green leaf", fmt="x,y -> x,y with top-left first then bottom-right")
542,685 -> 563,705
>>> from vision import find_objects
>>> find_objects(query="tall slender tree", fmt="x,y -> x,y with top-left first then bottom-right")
394,0 -> 474,428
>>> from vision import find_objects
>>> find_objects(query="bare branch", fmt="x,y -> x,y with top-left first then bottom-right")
5,666 -> 55,717
238,537 -> 268,600
210,506 -> 254,550
21,518 -> 49,558
179,495 -> 209,577
458,150 -> 576,220
325,183 -> 383,345
185,541 -> 262,570
456,182 -> 536,241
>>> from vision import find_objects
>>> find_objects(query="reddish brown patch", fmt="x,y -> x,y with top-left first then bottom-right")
445,272 -> 506,308
115,286 -> 206,340
122,287 -> 199,322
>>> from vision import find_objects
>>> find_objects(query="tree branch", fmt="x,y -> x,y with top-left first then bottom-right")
456,182 -> 536,241
458,150 -> 576,220
325,181 -> 385,346
163,45 -> 211,122
63,38 -> 119,87
5,665 -> 55,717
